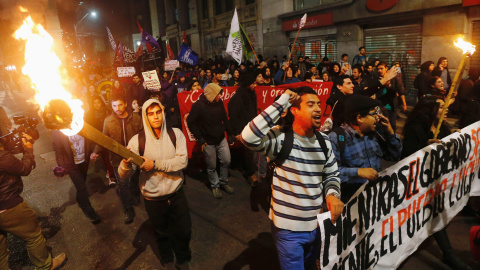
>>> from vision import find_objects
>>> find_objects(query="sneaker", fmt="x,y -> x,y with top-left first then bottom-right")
50,253 -> 66,269
248,174 -> 259,187
108,178 -> 116,186
212,187 -> 223,199
124,208 -> 135,224
221,184 -> 234,194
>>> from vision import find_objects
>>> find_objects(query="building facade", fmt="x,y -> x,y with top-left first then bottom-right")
149,0 -> 480,101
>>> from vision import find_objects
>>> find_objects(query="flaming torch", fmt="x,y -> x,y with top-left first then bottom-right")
14,14 -> 143,166
433,38 -> 476,139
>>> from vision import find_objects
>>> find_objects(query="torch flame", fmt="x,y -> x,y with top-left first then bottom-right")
19,6 -> 28,12
454,38 -> 476,55
14,16 -> 84,136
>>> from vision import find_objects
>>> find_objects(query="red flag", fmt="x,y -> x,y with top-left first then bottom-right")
136,20 -> 143,33
145,43 -> 153,53
182,31 -> 187,44
166,42 -> 175,60
136,43 -> 143,58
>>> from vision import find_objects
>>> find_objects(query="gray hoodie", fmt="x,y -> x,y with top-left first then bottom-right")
118,99 -> 188,198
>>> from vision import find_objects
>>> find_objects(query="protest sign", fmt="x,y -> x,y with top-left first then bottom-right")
165,60 -> 179,71
318,121 -> 480,269
117,67 -> 136,77
177,81 -> 333,157
142,70 -> 161,90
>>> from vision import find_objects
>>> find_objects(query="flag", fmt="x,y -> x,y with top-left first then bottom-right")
116,43 -> 124,66
178,43 -> 198,66
239,23 -> 254,61
137,21 -> 161,52
166,41 -> 175,60
136,43 -> 143,58
226,8 -> 242,65
299,13 -> 307,29
182,30 -> 187,44
106,27 -> 116,51
123,45 -> 136,63
142,30 -> 161,51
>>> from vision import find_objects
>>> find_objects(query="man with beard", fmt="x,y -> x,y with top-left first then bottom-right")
90,94 -> 142,224
328,96 -> 402,202
240,87 -> 343,269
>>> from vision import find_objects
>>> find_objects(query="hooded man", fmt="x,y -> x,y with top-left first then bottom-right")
118,98 -> 190,269
187,83 -> 234,199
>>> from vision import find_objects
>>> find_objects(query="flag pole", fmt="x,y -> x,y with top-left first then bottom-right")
284,27 -> 301,82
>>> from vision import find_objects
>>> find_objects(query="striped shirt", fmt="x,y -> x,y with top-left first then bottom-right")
241,94 -> 341,231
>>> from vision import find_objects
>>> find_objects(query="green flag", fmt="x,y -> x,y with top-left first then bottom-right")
239,24 -> 255,61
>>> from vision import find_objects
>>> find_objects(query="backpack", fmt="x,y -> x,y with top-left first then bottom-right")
138,127 -> 177,156
264,129 -> 329,197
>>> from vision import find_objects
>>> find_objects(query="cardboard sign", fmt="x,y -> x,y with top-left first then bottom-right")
165,60 -> 179,71
117,67 -> 136,77
142,70 -> 161,90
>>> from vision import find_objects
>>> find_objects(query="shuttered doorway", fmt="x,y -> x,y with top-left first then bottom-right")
364,24 -> 422,101
289,35 -> 337,67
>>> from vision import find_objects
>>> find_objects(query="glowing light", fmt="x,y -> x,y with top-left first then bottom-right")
14,16 -> 84,135
454,38 -> 476,55
19,6 -> 28,12
91,11 -> 97,17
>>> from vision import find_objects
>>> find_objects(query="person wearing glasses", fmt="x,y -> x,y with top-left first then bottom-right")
187,83 -> 235,199
328,95 -> 402,203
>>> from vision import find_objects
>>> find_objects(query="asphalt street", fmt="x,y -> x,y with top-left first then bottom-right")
0,79 -> 479,270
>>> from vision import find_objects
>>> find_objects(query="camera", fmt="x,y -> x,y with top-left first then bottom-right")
0,115 -> 39,154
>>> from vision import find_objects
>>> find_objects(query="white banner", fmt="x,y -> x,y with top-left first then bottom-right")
142,70 -> 161,90
318,121 -> 480,269
117,67 -> 135,78
226,8 -> 242,65
165,60 -> 179,71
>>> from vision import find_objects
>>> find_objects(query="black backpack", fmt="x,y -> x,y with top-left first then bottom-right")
265,129 -> 329,191
138,127 -> 177,156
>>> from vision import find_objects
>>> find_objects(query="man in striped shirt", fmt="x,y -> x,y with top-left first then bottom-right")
241,86 -> 344,269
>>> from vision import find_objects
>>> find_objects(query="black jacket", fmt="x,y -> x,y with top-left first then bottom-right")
228,86 -> 258,135
0,148 -> 35,211
187,94 -> 233,145
52,131 -> 90,170
401,119 -> 451,158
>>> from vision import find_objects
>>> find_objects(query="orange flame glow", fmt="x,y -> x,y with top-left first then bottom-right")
454,38 -> 476,55
14,16 -> 84,136
19,6 -> 28,12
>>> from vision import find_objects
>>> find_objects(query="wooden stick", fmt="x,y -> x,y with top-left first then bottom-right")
284,27 -> 301,82
433,53 -> 469,139
79,122 -> 144,166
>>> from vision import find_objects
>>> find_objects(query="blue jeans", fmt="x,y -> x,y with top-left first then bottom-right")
271,224 -> 320,270
203,138 -> 231,188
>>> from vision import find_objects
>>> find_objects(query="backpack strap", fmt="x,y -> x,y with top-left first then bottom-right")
138,127 -> 176,157
138,130 -> 146,156
167,127 -> 176,149
272,129 -> 294,166
314,130 -> 329,158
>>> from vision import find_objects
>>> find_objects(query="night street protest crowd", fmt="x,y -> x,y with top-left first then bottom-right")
1,46 -> 479,270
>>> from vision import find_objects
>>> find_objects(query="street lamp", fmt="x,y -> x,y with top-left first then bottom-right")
74,11 -> 97,59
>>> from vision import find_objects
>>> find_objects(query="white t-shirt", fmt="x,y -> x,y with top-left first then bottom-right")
68,135 -> 86,164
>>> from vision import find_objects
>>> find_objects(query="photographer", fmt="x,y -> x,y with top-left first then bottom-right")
0,129 -> 65,269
